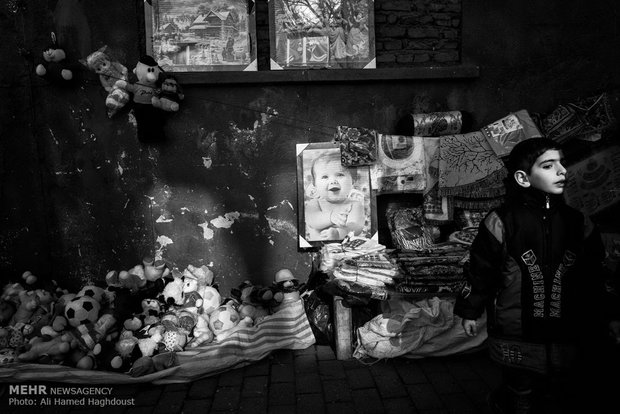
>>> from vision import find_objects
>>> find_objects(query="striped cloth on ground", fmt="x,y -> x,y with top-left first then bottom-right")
0,300 -> 315,384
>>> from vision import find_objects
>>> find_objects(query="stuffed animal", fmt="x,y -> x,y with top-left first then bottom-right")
143,256 -> 169,282
11,290 -> 40,326
82,46 -> 130,118
152,74 -> 184,112
64,295 -> 101,328
116,55 -> 165,143
159,269 -> 184,308
35,33 -> 73,82
272,269 -> 301,311
17,334 -> 75,363
183,264 -> 220,315
209,302 -> 240,337
188,314 -> 213,348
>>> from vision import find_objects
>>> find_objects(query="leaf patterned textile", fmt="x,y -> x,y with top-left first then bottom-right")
438,132 -> 507,197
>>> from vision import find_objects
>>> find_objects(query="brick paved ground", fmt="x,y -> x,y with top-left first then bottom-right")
1,343 -> 618,413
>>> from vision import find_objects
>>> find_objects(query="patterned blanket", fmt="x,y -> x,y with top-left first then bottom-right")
438,132 -> 507,198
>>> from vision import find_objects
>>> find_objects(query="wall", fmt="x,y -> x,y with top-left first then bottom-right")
1,0 -> 619,295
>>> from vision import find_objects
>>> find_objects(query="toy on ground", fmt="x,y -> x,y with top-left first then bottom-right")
35,32 -> 73,82
152,74 -> 184,112
64,295 -> 101,328
187,314 -> 213,348
209,301 -> 240,337
82,46 -> 129,118
159,269 -> 184,307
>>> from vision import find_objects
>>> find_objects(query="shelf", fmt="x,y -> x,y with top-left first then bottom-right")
175,65 -> 480,85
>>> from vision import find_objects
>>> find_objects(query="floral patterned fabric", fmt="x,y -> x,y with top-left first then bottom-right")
337,126 -> 377,167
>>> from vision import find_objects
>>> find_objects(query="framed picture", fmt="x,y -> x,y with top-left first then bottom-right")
145,0 -> 257,72
296,142 -> 376,250
269,0 -> 376,70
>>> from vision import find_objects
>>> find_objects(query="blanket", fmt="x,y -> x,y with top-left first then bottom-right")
0,300 -> 315,384
438,132 -> 507,198
353,297 -> 487,360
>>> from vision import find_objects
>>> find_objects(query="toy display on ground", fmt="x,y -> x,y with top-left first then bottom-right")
0,264 -> 315,384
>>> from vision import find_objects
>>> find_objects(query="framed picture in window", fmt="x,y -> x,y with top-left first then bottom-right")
296,142 -> 376,250
269,0 -> 376,70
145,0 -> 257,72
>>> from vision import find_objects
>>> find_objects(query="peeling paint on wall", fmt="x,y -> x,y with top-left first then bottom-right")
267,199 -> 295,211
266,217 -> 297,239
156,215 -> 173,223
202,157 -> 212,168
210,212 -> 240,229
198,222 -> 214,240
155,235 -> 174,260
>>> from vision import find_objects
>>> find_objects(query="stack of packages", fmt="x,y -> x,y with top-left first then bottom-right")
321,235 -> 400,300
392,243 -> 469,294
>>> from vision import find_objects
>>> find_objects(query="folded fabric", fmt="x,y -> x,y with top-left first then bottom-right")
370,135 -> 426,193
336,267 -> 397,284
334,269 -> 388,287
337,126 -> 377,167
398,264 -> 464,277
396,111 -> 464,137
481,110 -> 543,158
541,93 -> 615,144
438,131 -> 507,198
395,281 -> 465,294
386,206 -> 436,250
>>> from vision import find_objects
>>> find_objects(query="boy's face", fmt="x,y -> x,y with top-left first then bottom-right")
313,159 -> 353,203
520,149 -> 567,194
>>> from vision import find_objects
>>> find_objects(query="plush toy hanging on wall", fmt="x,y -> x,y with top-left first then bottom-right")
116,55 -> 166,144
152,74 -> 184,112
35,32 -> 74,83
82,46 -> 130,118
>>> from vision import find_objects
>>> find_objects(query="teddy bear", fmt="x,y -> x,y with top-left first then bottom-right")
123,298 -> 162,331
16,333 -> 76,363
143,256 -> 170,282
183,264 -> 221,315
187,313 -> 213,348
230,281 -> 273,323
159,269 -> 184,308
115,55 -> 165,143
10,290 -> 40,327
35,39 -> 74,83
82,46 -> 129,118
152,74 -> 184,112
272,269 -> 302,311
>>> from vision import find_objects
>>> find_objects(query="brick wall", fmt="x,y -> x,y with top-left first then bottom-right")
256,0 -> 462,70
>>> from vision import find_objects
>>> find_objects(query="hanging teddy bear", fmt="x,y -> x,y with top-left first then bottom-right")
115,55 -> 166,143
82,46 -> 130,118
35,32 -> 73,83
152,74 -> 184,112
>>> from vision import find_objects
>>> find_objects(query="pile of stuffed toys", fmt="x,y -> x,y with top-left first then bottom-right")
0,261 -> 301,377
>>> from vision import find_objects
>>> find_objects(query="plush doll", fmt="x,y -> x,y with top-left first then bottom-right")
272,269 -> 302,310
11,290 -> 40,326
17,334 -> 75,363
187,313 -> 213,348
116,55 -> 165,143
159,270 -> 184,308
0,299 -> 17,326
35,33 -> 73,83
215,316 -> 253,342
82,46 -> 129,118
209,302 -> 241,337
231,281 -> 272,322
152,74 -> 184,112
143,256 -> 169,282
183,264 -> 220,315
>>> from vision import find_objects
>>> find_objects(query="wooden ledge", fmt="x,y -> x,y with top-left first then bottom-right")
176,65 -> 480,85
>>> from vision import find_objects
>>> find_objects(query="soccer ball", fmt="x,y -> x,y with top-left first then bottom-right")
76,285 -> 106,303
201,286 -> 221,315
209,304 -> 239,335
65,296 -> 101,328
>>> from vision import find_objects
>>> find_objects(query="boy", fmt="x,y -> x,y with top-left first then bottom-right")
305,152 -> 365,240
454,138 -> 620,413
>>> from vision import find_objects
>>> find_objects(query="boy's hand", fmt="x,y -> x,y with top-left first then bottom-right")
609,320 -> 620,344
462,319 -> 478,337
